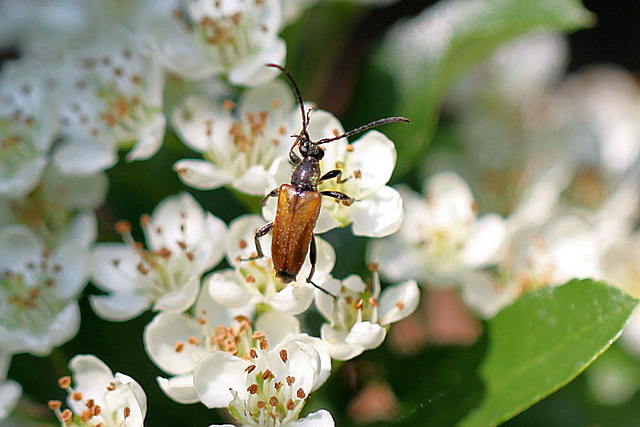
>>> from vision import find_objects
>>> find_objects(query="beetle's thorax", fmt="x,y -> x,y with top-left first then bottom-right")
291,156 -> 321,191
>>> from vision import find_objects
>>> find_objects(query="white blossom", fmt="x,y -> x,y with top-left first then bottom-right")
0,352 -> 21,422
263,109 -> 404,238
50,354 -> 146,427
194,334 -> 332,426
50,28 -> 165,176
173,80 -> 294,195
316,269 -> 419,360
0,162 -> 106,249
148,0 -> 286,87
145,285 -> 300,404
90,193 -> 227,321
461,215 -> 601,318
0,225 -> 88,355
369,172 -> 507,287
0,59 -> 57,198
206,215 -> 335,315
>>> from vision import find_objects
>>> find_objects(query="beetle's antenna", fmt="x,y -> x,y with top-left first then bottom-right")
266,63 -> 309,136
316,116 -> 409,145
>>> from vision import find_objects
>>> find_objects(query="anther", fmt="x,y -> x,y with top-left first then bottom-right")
246,275 -> 255,283
239,239 -> 247,249
259,338 -> 269,350
257,400 -> 266,409
269,396 -> 279,407
245,364 -> 256,374
123,406 -> 131,418
140,214 -> 150,227
346,145 -> 354,152
58,376 -> 72,388
71,392 -> 83,401
297,388 -> 306,399
367,263 -> 379,273
287,399 -> 295,410
356,299 -> 364,310
60,409 -> 73,423
114,220 -> 132,234
286,376 -> 295,386
279,349 -> 288,363
48,400 -> 62,409
262,369 -> 273,380
396,301 -> 405,311
107,382 -> 116,391
250,348 -> 258,359
187,336 -> 199,346
247,384 -> 259,394
174,341 -> 185,353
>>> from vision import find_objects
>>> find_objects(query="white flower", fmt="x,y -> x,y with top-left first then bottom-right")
0,352 -> 21,422
50,354 -> 146,427
600,231 -> 640,357
0,225 -> 88,355
90,193 -> 227,321
316,268 -> 419,360
461,215 -> 601,318
369,172 -> 507,287
172,80 -> 294,195
0,162 -> 106,248
0,59 -> 57,198
51,28 -> 165,176
207,215 -> 335,315
194,334 -> 332,426
149,0 -> 286,87
147,291 -> 302,404
263,109 -> 404,237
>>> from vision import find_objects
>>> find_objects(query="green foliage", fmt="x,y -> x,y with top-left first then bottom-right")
461,279 -> 637,426
375,0 -> 595,176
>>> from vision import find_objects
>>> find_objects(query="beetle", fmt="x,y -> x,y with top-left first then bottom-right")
242,63 -> 408,296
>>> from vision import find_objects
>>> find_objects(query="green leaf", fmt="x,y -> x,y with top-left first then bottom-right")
460,279 -> 638,427
374,0 -> 595,175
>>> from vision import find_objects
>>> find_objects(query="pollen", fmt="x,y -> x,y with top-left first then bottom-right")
222,99 -> 235,111
58,376 -> 72,389
115,220 -> 132,234
48,400 -> 62,409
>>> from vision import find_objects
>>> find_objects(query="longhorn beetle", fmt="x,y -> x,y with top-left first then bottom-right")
243,64 -> 409,296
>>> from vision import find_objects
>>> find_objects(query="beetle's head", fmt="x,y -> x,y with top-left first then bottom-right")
299,140 -> 324,160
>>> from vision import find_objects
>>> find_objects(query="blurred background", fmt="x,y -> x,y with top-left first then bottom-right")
3,0 -> 640,426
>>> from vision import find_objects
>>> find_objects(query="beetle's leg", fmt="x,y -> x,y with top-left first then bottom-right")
319,169 -> 350,184
261,188 -> 280,208
320,190 -> 355,206
306,235 -> 336,298
239,222 -> 274,261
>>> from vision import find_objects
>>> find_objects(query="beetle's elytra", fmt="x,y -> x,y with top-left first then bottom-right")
243,64 -> 409,297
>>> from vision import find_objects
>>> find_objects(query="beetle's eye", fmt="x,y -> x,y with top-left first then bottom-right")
299,144 -> 308,155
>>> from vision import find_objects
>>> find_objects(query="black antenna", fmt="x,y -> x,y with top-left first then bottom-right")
266,63 -> 309,135
316,116 -> 409,145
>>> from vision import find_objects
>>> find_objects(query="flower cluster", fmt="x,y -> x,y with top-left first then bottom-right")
371,31 -> 640,323
0,1 -> 418,425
